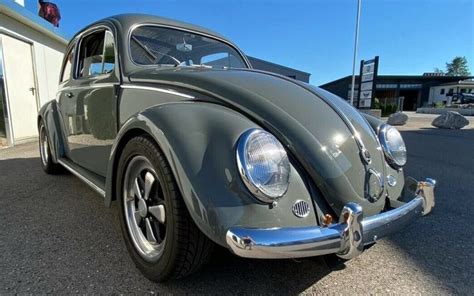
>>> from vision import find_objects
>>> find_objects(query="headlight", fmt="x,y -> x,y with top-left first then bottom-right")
379,124 -> 407,168
236,129 -> 291,203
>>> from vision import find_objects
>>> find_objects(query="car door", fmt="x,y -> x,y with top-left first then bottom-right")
59,27 -> 119,176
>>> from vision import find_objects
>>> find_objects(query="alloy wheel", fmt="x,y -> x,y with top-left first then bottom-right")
123,155 -> 167,261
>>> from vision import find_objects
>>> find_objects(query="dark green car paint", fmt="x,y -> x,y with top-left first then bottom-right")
38,14 -> 404,248
128,68 -> 400,216
106,103 -> 318,246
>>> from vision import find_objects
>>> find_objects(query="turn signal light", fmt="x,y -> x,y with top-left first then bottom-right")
322,214 -> 333,226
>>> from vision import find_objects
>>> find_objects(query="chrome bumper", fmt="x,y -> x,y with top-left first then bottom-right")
226,178 -> 435,259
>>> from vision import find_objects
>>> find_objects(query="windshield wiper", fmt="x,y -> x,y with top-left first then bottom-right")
131,36 -> 157,63
180,64 -> 213,69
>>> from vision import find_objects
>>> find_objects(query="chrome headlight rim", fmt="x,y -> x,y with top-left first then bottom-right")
236,128 -> 290,203
379,124 -> 407,169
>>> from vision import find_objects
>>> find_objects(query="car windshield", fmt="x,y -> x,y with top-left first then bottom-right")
130,26 -> 248,69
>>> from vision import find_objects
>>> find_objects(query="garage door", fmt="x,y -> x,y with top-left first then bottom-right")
1,34 -> 38,142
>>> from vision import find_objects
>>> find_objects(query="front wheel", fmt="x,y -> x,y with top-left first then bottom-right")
117,136 -> 213,282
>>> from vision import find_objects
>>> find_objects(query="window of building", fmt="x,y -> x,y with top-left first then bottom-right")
376,84 -> 397,89
77,30 -> 115,79
288,75 -> 296,79
399,83 -> 422,89
347,90 -> 358,99
447,88 -> 454,95
60,44 -> 75,82
461,88 -> 467,93
440,88 -> 445,95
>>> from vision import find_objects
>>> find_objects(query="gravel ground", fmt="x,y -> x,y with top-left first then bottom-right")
0,113 -> 473,295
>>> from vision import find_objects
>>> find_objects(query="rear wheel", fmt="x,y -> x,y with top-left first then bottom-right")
117,136 -> 213,282
38,120 -> 63,174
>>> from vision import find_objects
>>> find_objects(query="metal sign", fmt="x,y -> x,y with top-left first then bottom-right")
357,56 -> 379,109
360,82 -> 373,91
361,72 -> 374,82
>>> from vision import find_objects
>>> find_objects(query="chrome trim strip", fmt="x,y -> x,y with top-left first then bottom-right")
65,83 -> 119,91
120,84 -> 195,99
226,178 -> 435,259
57,159 -> 106,197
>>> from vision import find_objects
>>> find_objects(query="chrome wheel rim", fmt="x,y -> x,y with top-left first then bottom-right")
39,125 -> 49,166
123,156 -> 167,261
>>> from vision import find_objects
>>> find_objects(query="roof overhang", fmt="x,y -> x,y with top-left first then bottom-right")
0,0 -> 68,45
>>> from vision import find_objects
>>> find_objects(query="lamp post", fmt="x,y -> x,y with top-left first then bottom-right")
350,0 -> 362,107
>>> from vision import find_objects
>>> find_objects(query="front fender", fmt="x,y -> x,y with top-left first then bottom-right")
106,102 -> 318,246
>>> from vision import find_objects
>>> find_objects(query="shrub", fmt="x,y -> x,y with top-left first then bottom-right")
381,103 -> 398,117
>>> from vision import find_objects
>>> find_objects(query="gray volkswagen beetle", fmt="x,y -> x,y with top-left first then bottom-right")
38,14 -> 435,281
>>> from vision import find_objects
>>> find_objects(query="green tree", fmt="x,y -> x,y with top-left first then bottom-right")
445,56 -> 470,76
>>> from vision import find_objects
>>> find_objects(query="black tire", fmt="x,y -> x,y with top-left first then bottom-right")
38,120 -> 64,174
117,136 -> 213,282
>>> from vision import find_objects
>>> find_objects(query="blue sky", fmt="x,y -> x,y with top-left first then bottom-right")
24,0 -> 474,85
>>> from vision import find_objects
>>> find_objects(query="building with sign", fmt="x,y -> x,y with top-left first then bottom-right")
320,73 -> 473,111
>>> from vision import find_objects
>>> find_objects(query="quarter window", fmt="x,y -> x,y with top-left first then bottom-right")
77,30 -> 115,78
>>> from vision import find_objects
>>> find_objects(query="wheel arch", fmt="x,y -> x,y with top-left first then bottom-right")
106,102 -> 317,247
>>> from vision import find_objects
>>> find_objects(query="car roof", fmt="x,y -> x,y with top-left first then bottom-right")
75,13 -> 229,42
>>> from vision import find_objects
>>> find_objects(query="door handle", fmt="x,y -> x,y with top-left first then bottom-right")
66,92 -> 74,98
29,87 -> 36,96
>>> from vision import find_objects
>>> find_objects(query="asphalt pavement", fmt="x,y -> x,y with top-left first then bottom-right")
0,113 -> 473,295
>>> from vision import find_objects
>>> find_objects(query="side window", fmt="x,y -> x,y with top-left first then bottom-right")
60,44 -> 75,82
76,30 -> 115,79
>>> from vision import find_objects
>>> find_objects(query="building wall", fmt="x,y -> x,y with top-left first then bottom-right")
429,84 -> 474,104
0,13 -> 66,107
0,12 -> 66,144
247,56 -> 310,83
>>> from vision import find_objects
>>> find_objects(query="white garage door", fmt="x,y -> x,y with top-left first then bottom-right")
2,34 -> 38,142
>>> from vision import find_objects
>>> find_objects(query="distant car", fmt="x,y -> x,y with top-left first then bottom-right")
452,93 -> 474,104
38,14 -> 436,282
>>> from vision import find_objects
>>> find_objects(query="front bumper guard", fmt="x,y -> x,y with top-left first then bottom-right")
226,178 -> 435,260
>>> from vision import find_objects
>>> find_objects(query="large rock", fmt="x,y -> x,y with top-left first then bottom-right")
432,111 -> 469,129
387,112 -> 408,126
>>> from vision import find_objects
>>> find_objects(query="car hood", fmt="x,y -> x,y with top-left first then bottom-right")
129,68 -> 387,216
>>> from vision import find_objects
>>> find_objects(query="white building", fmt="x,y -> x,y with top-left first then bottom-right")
0,0 -> 67,146
428,80 -> 474,105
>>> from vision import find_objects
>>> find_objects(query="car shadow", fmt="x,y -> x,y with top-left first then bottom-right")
2,126 -> 472,294
0,155 -> 334,294
162,248 -> 334,295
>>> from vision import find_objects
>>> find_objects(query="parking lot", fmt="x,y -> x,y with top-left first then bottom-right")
1,113 -> 473,294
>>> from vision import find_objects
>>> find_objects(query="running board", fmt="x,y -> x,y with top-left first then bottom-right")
57,158 -> 106,197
